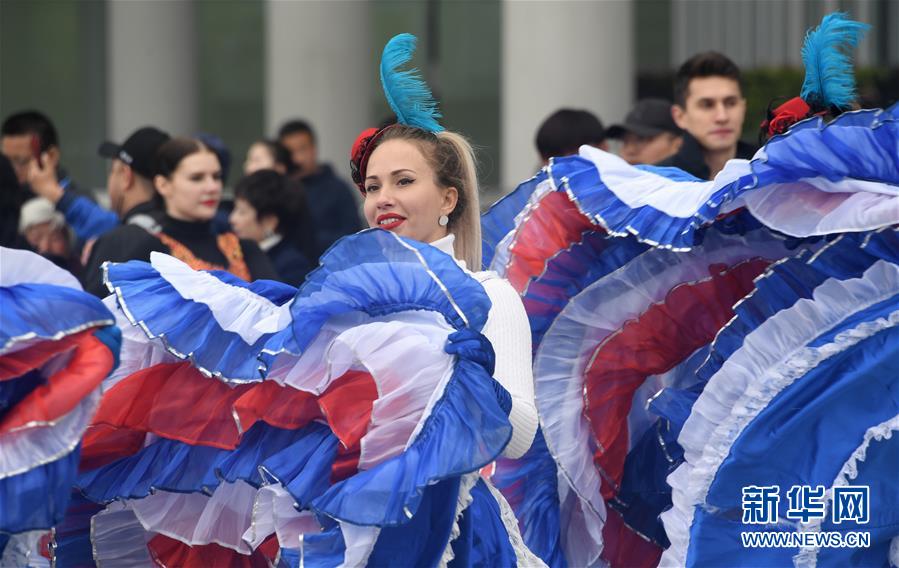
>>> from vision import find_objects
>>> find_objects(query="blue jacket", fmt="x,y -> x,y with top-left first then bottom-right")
56,189 -> 119,241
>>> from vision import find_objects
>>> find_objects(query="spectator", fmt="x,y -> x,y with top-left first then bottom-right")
18,197 -> 79,274
535,108 -> 608,164
230,170 -> 313,286
2,110 -> 116,241
243,139 -> 294,176
96,126 -> 170,229
278,119 -> 363,259
657,52 -> 756,179
0,154 -> 30,248
81,137 -> 277,296
607,98 -> 683,165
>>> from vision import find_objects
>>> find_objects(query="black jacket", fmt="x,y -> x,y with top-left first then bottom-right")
300,164 -> 363,260
82,214 -> 277,297
655,133 -> 757,180
266,238 -> 312,287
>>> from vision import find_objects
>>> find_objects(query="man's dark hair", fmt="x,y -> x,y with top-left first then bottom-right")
535,108 -> 606,161
2,110 -> 59,152
277,119 -> 316,145
673,51 -> 743,108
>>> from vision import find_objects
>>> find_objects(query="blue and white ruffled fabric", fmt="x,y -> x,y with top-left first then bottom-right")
77,230 -> 539,566
548,103 -> 899,250
0,248 -> 119,566
661,227 -> 899,567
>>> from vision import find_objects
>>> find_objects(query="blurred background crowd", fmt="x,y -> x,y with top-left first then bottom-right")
1,0 -> 897,291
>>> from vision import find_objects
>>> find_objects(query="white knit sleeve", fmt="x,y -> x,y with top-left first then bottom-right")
478,274 -> 539,458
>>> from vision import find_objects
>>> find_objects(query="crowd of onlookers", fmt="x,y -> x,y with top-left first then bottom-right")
1,114 -> 364,293
2,50 -> 755,292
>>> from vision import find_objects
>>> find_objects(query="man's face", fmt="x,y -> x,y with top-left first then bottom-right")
1,134 -> 33,184
280,132 -> 317,176
106,159 -> 130,216
672,77 -> 746,153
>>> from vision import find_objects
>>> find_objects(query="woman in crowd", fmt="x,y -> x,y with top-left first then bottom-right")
229,169 -> 313,286
80,136 -> 277,295
242,138 -> 294,176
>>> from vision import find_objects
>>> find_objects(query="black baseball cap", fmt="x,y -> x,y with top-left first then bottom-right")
606,99 -> 682,139
98,126 -> 171,179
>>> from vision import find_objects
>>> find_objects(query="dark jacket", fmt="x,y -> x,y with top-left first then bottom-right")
0,156 -> 29,248
655,133 -> 757,180
266,237 -> 312,288
300,164 -> 363,260
82,214 -> 277,297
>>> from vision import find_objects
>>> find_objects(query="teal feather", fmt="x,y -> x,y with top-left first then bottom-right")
800,12 -> 870,109
379,33 -> 444,132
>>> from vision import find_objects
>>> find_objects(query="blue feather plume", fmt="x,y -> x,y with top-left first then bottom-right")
379,33 -> 444,132
800,12 -> 870,109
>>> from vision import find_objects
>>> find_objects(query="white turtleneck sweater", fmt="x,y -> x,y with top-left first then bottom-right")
430,234 -> 539,459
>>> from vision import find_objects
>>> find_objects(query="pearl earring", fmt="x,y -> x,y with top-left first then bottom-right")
438,214 -> 449,227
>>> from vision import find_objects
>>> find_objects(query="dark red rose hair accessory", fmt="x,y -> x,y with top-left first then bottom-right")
350,126 -> 383,194
761,97 -> 822,139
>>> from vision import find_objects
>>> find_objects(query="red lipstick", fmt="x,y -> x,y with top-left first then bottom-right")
376,213 -> 406,230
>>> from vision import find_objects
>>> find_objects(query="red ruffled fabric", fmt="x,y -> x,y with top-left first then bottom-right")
81,362 -> 379,474
148,533 -> 279,568
601,508 -> 662,568
0,334 -> 78,382
318,370 -> 378,483
0,330 -> 113,434
505,191 -> 595,293
584,258 -> 771,499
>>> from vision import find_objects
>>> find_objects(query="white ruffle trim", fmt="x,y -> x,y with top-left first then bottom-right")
792,413 -> 899,568
90,503 -> 154,567
0,530 -> 49,568
150,252 -> 289,343
128,481 -> 259,554
0,391 -> 99,480
438,472 -> 480,568
99,311 -> 458,557
101,296 -> 178,392
337,522 -> 380,567
890,535 -> 899,568
744,182 -> 899,238
662,260 -> 899,567
1,247 -> 82,290
535,228 -> 803,557
577,145 -> 899,238
578,145 -> 740,217
484,477 -> 548,567
266,310 -> 455,471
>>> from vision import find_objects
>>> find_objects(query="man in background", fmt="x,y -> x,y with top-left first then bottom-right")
3,110 -> 118,240
657,52 -> 756,180
607,98 -> 683,165
278,119 -> 362,260
80,126 -> 172,296
535,108 -> 608,165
